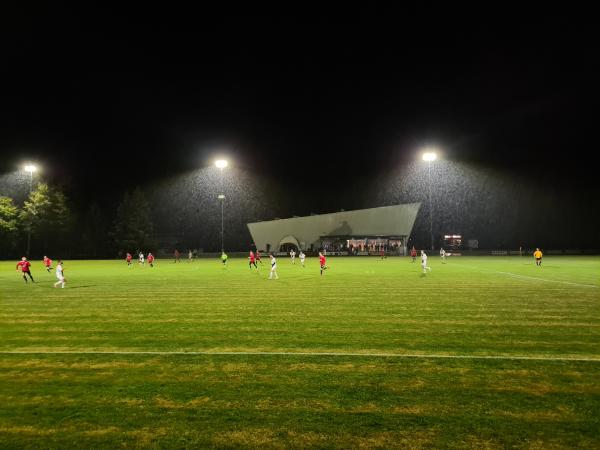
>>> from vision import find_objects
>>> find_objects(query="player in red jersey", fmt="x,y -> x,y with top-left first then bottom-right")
249,251 -> 257,269
126,252 -> 133,266
147,253 -> 155,267
43,255 -> 53,272
255,250 -> 262,265
16,257 -> 35,283
319,251 -> 328,276
410,246 -> 417,263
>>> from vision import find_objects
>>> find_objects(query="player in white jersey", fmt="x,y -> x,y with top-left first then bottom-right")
269,254 -> 279,279
421,250 -> 431,273
440,248 -> 446,264
53,260 -> 66,288
299,251 -> 306,267
139,252 -> 145,265
290,249 -> 296,264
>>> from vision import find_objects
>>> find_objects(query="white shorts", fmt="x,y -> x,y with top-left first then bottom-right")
56,276 -> 64,282
271,264 -> 277,271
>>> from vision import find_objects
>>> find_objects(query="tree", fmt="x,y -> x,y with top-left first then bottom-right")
0,196 -> 19,257
112,187 -> 155,254
19,183 -> 71,255
80,202 -> 109,258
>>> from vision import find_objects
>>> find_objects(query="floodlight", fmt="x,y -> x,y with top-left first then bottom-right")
24,164 -> 37,173
422,152 -> 437,162
215,159 -> 228,169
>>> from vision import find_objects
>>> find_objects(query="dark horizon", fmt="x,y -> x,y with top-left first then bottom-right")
1,14 -> 599,252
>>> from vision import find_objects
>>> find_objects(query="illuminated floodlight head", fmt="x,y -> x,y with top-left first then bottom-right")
215,159 -> 228,169
422,151 -> 438,162
24,164 -> 37,173
218,194 -> 226,200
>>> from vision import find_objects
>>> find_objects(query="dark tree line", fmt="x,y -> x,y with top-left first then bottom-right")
111,187 -> 155,257
1,183 -> 71,259
2,168 -> 271,260
0,182 -> 155,259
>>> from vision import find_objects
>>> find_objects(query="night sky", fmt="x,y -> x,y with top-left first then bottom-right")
1,13 -> 599,249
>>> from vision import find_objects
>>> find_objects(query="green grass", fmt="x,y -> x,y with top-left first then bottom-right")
0,256 -> 599,448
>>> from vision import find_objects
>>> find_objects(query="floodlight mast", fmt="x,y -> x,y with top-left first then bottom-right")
215,160 -> 229,252
23,164 -> 38,256
421,151 -> 438,250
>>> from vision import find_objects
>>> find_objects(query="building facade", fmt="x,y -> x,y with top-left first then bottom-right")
247,203 -> 421,255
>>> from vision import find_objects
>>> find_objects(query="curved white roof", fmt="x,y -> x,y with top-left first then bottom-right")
247,203 -> 421,251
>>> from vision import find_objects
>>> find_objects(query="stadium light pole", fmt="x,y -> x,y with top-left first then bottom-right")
23,164 -> 38,256
422,151 -> 437,251
215,159 -> 228,252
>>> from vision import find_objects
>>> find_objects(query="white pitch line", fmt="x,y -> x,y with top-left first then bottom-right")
0,350 -> 599,362
451,262 -> 598,289
494,271 -> 599,289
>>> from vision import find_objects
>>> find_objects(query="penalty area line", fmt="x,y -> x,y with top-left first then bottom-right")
0,350 -> 599,362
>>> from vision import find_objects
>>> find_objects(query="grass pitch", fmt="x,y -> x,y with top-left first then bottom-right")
0,256 -> 599,448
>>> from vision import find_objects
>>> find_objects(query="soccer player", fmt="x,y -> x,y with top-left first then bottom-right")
43,256 -> 53,272
533,248 -> 543,266
421,250 -> 432,273
440,248 -> 446,264
290,249 -> 296,264
410,246 -> 417,262
53,260 -> 66,288
256,250 -> 262,265
221,251 -> 228,266
380,248 -> 386,260
174,249 -> 181,263
147,252 -> 155,267
188,249 -> 193,262
319,251 -> 328,276
299,250 -> 306,267
126,252 -> 133,266
16,257 -> 35,283
249,251 -> 257,269
269,253 -> 278,279
139,252 -> 145,265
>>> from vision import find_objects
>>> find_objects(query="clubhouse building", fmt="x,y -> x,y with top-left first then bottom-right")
247,203 -> 421,256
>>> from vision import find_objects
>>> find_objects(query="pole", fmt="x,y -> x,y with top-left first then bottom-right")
26,171 -> 33,257
427,160 -> 434,251
220,168 -> 224,253
220,197 -> 224,252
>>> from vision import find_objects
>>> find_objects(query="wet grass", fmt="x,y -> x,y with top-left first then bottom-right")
0,256 -> 599,448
